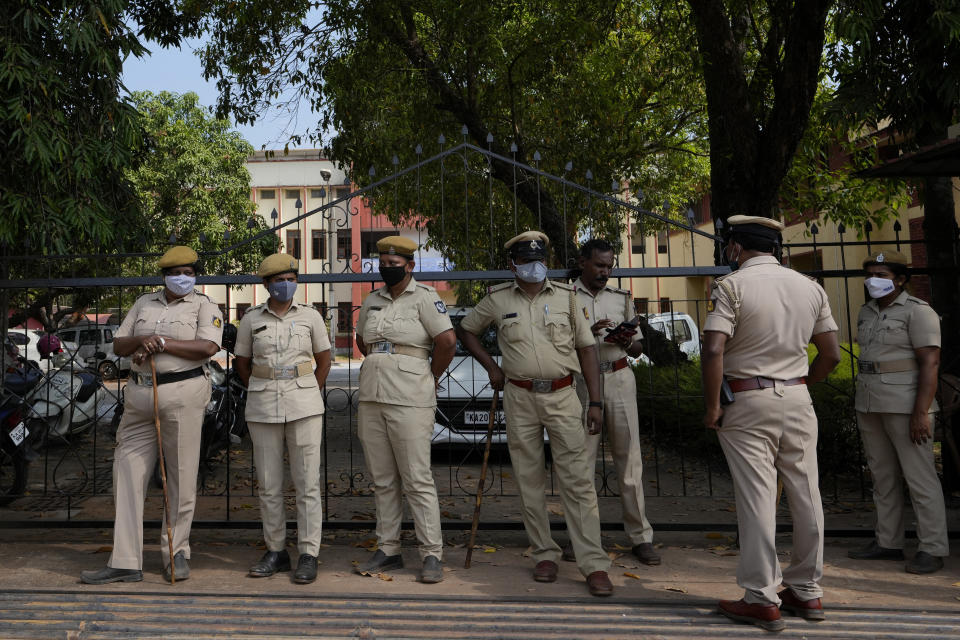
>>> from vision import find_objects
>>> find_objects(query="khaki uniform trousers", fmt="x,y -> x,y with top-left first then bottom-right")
504,383 -> 610,577
717,385 -> 823,605
247,414 -> 324,557
856,411 -> 949,556
358,401 -> 443,560
584,367 -> 653,545
109,377 -> 209,570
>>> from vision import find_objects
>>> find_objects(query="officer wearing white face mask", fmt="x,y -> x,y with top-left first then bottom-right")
82,245 -> 223,585
848,250 -> 948,574
235,253 -> 332,584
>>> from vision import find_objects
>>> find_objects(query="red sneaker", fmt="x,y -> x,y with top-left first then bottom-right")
778,589 -> 825,621
718,599 -> 786,632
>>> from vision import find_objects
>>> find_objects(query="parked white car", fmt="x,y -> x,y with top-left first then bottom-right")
4,329 -> 80,368
56,324 -> 131,380
631,311 -> 701,366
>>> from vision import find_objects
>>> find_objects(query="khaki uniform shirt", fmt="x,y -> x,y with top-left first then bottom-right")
117,289 -> 223,374
855,290 -> 940,414
460,279 -> 594,380
573,278 -> 639,363
357,278 -> 453,407
235,302 -> 331,423
704,256 -> 837,380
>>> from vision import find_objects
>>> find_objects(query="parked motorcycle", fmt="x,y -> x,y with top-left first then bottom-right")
25,357 -> 114,444
0,364 -> 42,506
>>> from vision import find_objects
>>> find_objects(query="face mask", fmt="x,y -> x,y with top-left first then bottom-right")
164,274 -> 196,296
268,280 -> 297,302
865,276 -> 896,299
513,260 -> 548,283
722,244 -> 742,271
380,265 -> 407,287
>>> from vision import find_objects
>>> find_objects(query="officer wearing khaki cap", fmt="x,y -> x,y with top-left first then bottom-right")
82,246 -> 223,585
703,216 -> 840,631
457,230 -> 614,597
847,250 -> 948,574
234,253 -> 332,584
354,236 -> 456,583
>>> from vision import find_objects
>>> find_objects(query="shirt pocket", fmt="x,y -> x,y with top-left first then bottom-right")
169,316 -> 198,341
296,374 -> 319,390
545,315 -> 573,354
390,309 -> 422,337
362,308 -> 383,341
252,327 -> 275,359
293,325 -> 314,355
879,318 -> 910,346
247,377 -> 269,392
396,355 -> 430,376
879,370 -> 917,386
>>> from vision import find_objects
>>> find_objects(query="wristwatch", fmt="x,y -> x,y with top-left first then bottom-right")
588,401 -> 603,408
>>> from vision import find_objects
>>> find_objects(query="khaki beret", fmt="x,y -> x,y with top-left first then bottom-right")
505,230 -> 549,259
258,252 -> 299,278
376,235 -> 417,259
158,245 -> 199,269
863,249 -> 908,268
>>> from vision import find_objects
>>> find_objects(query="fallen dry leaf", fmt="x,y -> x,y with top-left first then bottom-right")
623,572 -> 642,580
952,582 -> 960,587
665,586 -> 688,593
548,507 -> 564,516
705,533 -> 726,540
483,546 -> 496,553
353,538 -> 378,549
92,546 -> 112,554
377,573 -> 393,581
613,543 -> 632,551
607,551 -> 622,562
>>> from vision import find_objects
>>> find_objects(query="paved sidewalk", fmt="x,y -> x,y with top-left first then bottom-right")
1,527 -> 958,638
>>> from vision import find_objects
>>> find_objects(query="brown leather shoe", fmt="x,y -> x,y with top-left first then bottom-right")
561,544 -> 576,562
718,599 -> 786,632
632,542 -> 661,566
778,589 -> 825,621
586,571 -> 613,597
533,560 -> 558,583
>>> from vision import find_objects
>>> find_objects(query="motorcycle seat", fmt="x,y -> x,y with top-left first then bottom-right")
75,372 -> 98,404
3,369 -> 42,396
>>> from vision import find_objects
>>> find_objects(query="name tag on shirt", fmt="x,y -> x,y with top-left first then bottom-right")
253,325 -> 268,334
502,313 -> 518,319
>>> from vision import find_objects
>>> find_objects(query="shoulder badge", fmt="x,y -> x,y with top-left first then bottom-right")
706,299 -> 716,313
212,316 -> 222,328
434,300 -> 447,314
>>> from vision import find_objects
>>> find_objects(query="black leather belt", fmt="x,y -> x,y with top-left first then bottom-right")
131,367 -> 204,386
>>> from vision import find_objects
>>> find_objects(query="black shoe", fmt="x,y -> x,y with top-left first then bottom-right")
249,550 -> 292,577
80,566 -> 143,585
293,554 -> 318,584
847,540 -> 903,560
355,549 -> 404,575
162,551 -> 190,583
906,551 -> 944,574
632,542 -> 662,566
420,556 -> 443,584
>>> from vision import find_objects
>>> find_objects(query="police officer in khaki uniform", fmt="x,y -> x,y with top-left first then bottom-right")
82,246 -> 222,584
570,239 -> 658,566
702,216 -> 840,632
234,253 -> 332,584
354,236 -> 456,584
458,230 -> 614,597
847,250 -> 948,574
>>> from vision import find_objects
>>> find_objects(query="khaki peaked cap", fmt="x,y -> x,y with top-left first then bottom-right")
505,230 -> 549,259
863,249 -> 908,268
258,253 -> 299,278
376,236 -> 417,259
158,246 -> 199,269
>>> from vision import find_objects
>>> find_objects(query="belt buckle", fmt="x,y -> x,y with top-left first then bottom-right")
531,379 -> 552,393
370,342 -> 393,354
599,361 -> 613,373
858,361 -> 876,374
134,372 -> 152,386
275,366 -> 296,380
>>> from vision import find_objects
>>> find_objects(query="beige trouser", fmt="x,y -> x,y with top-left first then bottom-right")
717,384 -> 823,606
504,383 -> 610,577
583,367 -> 653,545
109,377 -> 209,570
248,414 -> 324,557
358,401 -> 443,560
856,411 -> 949,556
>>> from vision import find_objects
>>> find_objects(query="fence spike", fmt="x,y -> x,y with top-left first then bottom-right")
510,142 -> 518,153
461,124 -> 468,136
198,232 -> 207,244
438,134 -> 446,145
611,180 -> 619,192
585,169 -> 593,180
295,197 -> 302,210
864,220 -> 873,233
270,208 -> 278,220
415,144 -> 422,155
486,132 -> 494,144
533,150 -> 541,162
635,189 -> 643,203
168,232 -> 177,244
392,155 -> 399,166
838,223 -> 846,234
368,165 -> 376,177
810,223 -> 819,235
223,230 -> 231,241
247,217 -> 257,229
662,200 -> 671,212
893,220 -> 902,232
564,160 -> 573,172
318,187 -> 326,199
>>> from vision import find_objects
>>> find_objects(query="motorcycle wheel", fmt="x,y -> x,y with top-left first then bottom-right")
0,442 -> 29,506
98,360 -> 119,381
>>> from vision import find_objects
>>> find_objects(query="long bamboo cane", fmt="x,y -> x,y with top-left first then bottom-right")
150,357 -> 176,583
464,390 -> 499,569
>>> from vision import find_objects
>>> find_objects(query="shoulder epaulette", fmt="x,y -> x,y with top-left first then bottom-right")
905,295 -> 930,306
194,291 -> 215,301
416,282 -> 436,292
606,285 -> 631,296
487,282 -> 513,294
713,271 -> 734,283
248,303 -> 265,312
552,281 -> 574,292
136,290 -> 160,300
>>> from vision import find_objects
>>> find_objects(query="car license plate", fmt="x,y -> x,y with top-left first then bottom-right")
464,410 -> 505,425
9,422 -> 28,447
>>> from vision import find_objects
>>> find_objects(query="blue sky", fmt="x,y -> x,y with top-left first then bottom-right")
121,38 -> 314,150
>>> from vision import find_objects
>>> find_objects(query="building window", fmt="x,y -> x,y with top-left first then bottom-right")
311,230 -> 326,260
337,302 -> 353,333
631,237 -> 646,254
286,229 -> 301,259
659,297 -> 671,313
236,303 -> 251,320
310,188 -> 325,199
284,189 -> 301,200
657,231 -> 668,254
313,302 -> 328,319
361,230 -> 397,257
337,232 -> 352,259
260,189 -> 275,200
634,298 -> 649,316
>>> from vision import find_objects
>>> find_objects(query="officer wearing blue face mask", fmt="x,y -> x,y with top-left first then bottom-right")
234,253 -> 332,584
